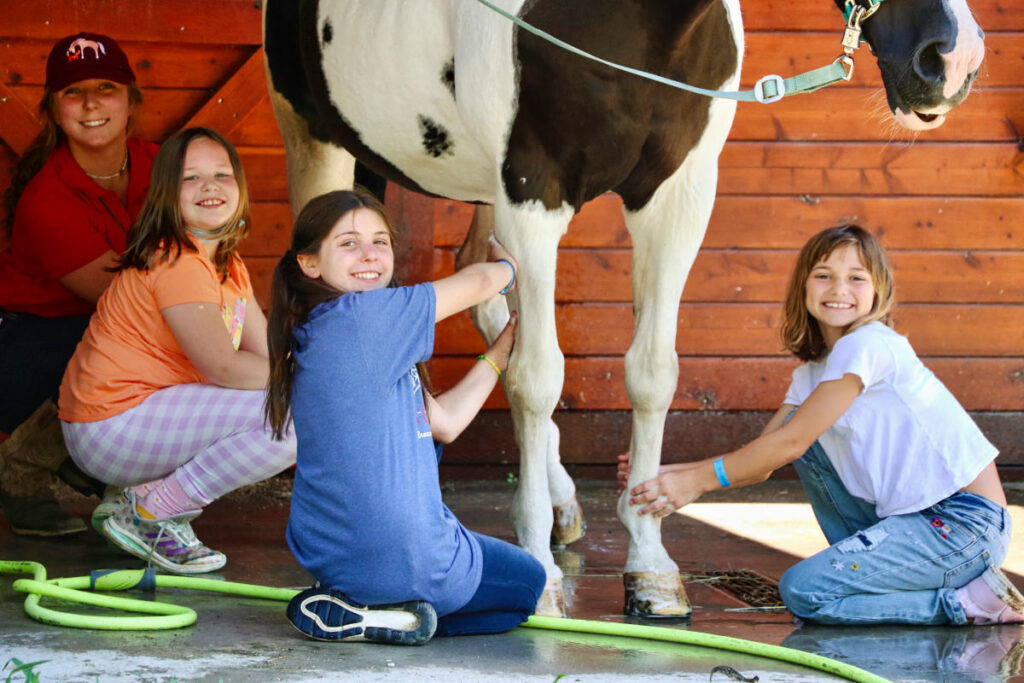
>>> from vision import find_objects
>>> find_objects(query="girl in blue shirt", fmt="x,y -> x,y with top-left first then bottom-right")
265,188 -> 544,645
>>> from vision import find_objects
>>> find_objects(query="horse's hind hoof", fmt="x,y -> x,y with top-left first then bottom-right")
550,494 -> 586,548
623,571 -> 691,618
533,578 -> 568,618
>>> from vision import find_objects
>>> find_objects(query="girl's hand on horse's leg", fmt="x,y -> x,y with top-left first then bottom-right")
487,235 -> 515,266
618,453 -> 693,495
629,466 -> 703,517
616,452 -> 631,494
485,312 -> 517,373
487,236 -> 518,291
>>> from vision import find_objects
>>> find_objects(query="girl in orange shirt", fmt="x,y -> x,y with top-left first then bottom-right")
60,127 -> 295,574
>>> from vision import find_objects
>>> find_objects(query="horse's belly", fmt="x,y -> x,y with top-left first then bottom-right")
318,0 -> 522,202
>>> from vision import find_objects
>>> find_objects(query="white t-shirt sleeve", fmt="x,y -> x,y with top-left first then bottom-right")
819,327 -> 897,391
784,364 -> 812,406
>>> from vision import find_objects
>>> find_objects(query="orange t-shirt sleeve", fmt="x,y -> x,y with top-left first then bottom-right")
150,251 -> 222,310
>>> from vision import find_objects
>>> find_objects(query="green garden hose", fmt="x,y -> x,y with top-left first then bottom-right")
1,560 -> 889,683
522,616 -> 889,682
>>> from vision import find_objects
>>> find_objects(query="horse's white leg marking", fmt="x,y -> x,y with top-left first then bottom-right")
616,0 -> 743,617
458,204 -> 583,547
545,419 -> 585,547
494,194 -> 573,616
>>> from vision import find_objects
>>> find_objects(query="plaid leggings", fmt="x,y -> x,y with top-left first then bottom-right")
62,383 -> 295,505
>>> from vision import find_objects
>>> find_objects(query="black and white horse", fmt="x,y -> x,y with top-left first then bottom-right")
263,0 -> 984,617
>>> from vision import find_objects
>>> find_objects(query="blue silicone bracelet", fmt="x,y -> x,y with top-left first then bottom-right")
713,457 -> 731,488
497,259 -> 515,294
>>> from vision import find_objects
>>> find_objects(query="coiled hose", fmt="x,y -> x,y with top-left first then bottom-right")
1,560 -> 889,683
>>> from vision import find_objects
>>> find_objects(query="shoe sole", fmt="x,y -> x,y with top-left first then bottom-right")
92,488 -> 127,534
287,588 -> 436,645
10,520 -> 87,537
102,517 -> 227,575
91,507 -> 118,534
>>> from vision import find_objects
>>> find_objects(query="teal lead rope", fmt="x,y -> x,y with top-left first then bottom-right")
471,0 -> 888,103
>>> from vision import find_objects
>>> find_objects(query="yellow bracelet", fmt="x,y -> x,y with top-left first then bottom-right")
477,354 -> 502,378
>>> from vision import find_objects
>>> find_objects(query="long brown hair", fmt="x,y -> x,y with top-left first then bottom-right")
116,127 -> 250,281
780,224 -> 895,361
2,83 -> 143,239
265,188 -> 406,439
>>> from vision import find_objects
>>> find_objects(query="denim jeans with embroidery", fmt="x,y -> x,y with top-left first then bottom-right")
779,441 -> 1011,625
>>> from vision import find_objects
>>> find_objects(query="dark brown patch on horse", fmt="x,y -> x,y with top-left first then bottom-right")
502,0 -> 738,212
322,19 -> 333,45
418,115 -> 455,158
441,58 -> 456,98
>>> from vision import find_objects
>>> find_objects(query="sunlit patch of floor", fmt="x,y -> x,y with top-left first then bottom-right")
677,502 -> 827,561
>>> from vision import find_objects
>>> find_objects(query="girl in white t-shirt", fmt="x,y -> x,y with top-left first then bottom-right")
620,224 -> 1021,626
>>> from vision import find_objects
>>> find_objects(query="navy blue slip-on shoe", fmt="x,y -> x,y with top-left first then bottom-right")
286,585 -> 437,645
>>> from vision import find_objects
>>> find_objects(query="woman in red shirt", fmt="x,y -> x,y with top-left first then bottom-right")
0,33 -> 158,536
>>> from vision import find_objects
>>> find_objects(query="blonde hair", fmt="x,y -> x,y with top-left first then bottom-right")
780,224 -> 895,361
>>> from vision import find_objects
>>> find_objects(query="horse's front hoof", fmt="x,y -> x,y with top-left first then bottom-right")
533,578 -> 568,618
550,494 -> 586,548
623,571 -> 691,618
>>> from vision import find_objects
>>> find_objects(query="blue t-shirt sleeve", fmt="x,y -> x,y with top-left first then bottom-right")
820,327 -> 896,391
350,284 -> 436,384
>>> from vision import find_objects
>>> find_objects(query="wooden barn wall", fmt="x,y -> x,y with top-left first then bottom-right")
1,1 -> 1021,471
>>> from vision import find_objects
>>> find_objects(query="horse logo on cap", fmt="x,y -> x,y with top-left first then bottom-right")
66,38 -> 106,62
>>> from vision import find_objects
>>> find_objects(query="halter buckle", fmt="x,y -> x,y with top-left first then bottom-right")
754,74 -> 786,103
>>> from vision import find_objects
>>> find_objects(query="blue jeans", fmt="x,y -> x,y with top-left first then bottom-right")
435,531 -> 545,636
780,441 -> 1012,625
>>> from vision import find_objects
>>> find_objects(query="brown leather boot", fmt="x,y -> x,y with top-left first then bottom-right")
0,400 -> 86,536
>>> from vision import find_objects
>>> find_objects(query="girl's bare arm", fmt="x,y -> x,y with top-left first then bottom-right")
163,302 -> 270,389
629,373 -> 863,515
57,250 -> 119,303
238,299 -> 269,358
425,316 -> 515,443
761,403 -> 797,436
431,239 -> 516,323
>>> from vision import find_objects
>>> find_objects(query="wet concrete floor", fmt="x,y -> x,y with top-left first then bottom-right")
2,475 -> 1023,682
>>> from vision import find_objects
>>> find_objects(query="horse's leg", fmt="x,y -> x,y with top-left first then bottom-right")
618,149 -> 730,617
265,87 -> 356,218
454,205 -> 510,341
545,417 -> 584,547
492,197 -> 574,617
456,205 -> 585,550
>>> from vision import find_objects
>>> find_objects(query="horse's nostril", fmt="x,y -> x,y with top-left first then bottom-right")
913,40 -> 946,85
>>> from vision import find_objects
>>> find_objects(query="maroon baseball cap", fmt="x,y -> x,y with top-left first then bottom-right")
45,32 -> 135,92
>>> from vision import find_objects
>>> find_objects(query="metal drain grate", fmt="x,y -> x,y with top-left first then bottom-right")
689,569 -> 784,608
